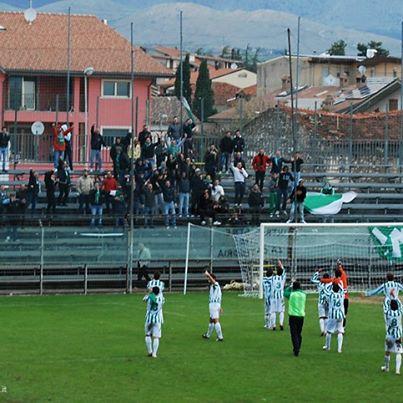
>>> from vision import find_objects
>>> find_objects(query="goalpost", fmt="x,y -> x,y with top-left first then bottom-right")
241,223 -> 403,299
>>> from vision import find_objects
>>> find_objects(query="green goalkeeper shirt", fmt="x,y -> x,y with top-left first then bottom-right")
284,287 -> 306,317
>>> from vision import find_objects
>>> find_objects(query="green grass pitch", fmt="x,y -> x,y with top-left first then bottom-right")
0,292 -> 400,402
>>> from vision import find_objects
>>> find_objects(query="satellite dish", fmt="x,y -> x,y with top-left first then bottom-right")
366,49 -> 377,59
24,7 -> 37,24
358,65 -> 367,75
31,121 -> 44,136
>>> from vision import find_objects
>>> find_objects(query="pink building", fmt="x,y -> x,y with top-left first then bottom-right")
0,11 -> 172,167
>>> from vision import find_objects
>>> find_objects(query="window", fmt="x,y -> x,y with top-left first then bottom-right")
8,77 -> 36,110
102,128 -> 129,147
102,80 -> 131,98
389,99 -> 398,111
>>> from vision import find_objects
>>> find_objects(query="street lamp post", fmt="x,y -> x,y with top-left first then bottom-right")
84,67 -> 94,164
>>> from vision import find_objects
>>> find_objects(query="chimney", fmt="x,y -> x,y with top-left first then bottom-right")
322,95 -> 335,111
339,72 -> 348,89
281,75 -> 291,92
356,74 -> 367,89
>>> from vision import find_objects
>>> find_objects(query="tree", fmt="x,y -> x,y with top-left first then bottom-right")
328,40 -> 347,56
357,41 -> 389,57
174,53 -> 192,107
193,60 -> 216,120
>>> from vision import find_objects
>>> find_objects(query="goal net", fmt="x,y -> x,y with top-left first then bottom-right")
235,223 -> 403,298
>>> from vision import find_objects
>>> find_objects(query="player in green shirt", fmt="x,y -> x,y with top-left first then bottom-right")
284,281 -> 306,357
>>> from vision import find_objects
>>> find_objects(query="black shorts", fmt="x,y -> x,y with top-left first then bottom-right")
344,298 -> 349,316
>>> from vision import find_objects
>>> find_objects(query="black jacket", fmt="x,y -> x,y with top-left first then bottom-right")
248,191 -> 264,208
138,129 -> 151,147
0,131 -> 10,148
142,141 -> 159,159
89,189 -> 104,205
278,172 -> 293,190
233,136 -> 245,153
291,158 -> 304,173
44,172 -> 56,192
271,157 -> 291,174
28,176 -> 40,195
161,184 -> 175,203
178,178 -> 190,193
90,126 -> 106,150
220,136 -> 234,153
291,185 -> 307,203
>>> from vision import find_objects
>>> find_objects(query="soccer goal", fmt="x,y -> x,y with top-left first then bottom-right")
235,223 -> 403,299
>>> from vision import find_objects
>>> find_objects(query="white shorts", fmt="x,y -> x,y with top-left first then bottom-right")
385,337 -> 402,354
318,303 -> 328,318
326,318 -> 344,334
270,299 -> 285,314
145,322 -> 161,338
209,303 -> 221,320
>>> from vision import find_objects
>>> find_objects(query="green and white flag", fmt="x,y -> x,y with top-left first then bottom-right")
304,191 -> 357,215
370,226 -> 403,262
181,97 -> 197,122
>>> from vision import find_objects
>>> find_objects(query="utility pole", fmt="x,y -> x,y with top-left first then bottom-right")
179,10 -> 184,138
400,19 -> 403,176
128,21 -> 135,294
66,7 -> 71,123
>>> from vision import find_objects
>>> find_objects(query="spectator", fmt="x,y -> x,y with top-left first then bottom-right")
57,161 -> 71,206
211,179 -> 225,202
161,179 -> 176,229
204,145 -> 219,180
270,149 -> 290,175
44,170 -> 57,213
64,124 -> 74,171
77,169 -> 94,214
151,171 -> 165,215
167,116 -> 182,142
137,243 -> 151,283
52,123 -> 73,170
230,162 -> 249,207
142,135 -> 160,168
138,124 -> 151,148
16,185 -> 28,220
127,139 -> 141,164
268,173 -> 279,217
133,173 -> 145,218
143,182 -> 156,228
0,127 -> 10,173
248,184 -> 264,225
291,152 -> 304,186
190,169 -> 206,216
199,189 -> 214,225
167,139 -> 181,158
90,125 -> 106,171
166,154 -> 178,185
213,195 -> 228,224
276,166 -> 293,216
233,151 -> 246,169
27,169 -> 40,214
252,149 -> 271,191
287,179 -> 307,224
112,187 -> 126,227
219,131 -> 234,173
5,192 -> 21,242
183,118 -> 196,158
89,182 -> 104,226
110,137 -> 124,179
155,139 -> 168,168
102,171 -> 118,214
178,171 -> 190,218
233,129 -> 245,154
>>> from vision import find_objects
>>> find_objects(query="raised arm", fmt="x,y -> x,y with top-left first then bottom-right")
204,270 -> 217,285
311,271 -> 321,285
365,283 -> 385,297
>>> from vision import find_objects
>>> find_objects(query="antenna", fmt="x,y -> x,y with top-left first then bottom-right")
24,1 -> 37,25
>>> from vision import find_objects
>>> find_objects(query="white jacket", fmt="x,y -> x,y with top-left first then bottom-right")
231,166 -> 248,183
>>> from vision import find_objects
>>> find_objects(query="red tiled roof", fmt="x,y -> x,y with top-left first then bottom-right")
154,46 -> 181,60
0,12 -> 172,77
212,82 -> 240,106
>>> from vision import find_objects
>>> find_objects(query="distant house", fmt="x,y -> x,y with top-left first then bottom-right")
0,11 -> 172,163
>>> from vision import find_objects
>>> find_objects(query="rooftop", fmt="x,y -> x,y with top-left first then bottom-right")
0,11 -> 172,77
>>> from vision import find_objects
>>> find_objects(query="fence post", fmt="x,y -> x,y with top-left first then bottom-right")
55,94 -> 59,125
348,103 -> 353,173
40,222 -> 44,295
384,109 -> 389,172
84,264 -> 88,295
209,226 -> 214,272
169,261 -> 172,293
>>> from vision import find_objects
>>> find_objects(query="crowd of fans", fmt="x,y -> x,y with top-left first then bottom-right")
0,117 -> 308,229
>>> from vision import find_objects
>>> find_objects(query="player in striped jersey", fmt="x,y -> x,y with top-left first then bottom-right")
202,270 -> 224,341
381,299 -> 402,375
311,270 -> 331,336
263,268 -> 274,329
322,282 -> 345,353
365,273 -> 403,316
269,260 -> 286,331
147,272 -> 165,294
144,286 -> 164,358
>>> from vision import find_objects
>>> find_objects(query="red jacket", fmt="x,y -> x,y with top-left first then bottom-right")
321,266 -> 349,299
102,177 -> 118,193
53,125 -> 73,152
252,154 -> 271,173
